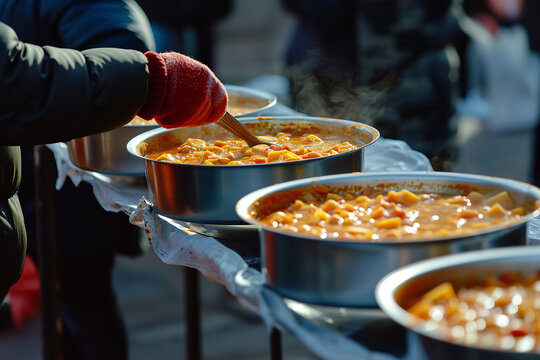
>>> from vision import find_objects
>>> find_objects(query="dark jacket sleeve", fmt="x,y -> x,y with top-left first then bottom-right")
0,22 -> 150,145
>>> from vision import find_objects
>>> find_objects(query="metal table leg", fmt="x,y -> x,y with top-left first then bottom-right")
34,145 -> 63,360
270,327 -> 282,360
184,266 -> 202,360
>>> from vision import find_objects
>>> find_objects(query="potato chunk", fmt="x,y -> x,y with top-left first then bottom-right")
387,190 -> 420,205
421,282 -> 456,302
484,191 -> 514,210
302,134 -> 323,143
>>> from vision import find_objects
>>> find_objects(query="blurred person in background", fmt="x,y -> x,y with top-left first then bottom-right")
136,0 -> 232,66
460,0 -> 540,185
281,0 -> 468,171
0,1 -> 228,358
460,0 -> 539,135
521,0 -> 540,187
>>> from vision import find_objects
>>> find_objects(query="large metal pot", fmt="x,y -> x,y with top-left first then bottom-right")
126,116 -> 379,224
67,121 -> 159,176
67,84 -> 278,175
376,246 -> 540,359
225,84 -> 277,116
235,172 -> 540,307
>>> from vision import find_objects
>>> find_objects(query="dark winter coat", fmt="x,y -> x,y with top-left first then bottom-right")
0,21 -> 149,299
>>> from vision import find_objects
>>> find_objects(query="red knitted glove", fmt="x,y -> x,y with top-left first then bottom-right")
137,51 -> 228,128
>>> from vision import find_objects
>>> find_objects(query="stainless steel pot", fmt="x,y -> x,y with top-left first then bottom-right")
225,84 -> 277,116
126,116 -> 379,224
67,84 -> 277,175
67,122 -> 159,175
376,246 -> 540,359
235,172 -> 540,307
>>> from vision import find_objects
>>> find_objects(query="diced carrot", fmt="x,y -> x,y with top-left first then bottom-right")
511,207 -> 525,216
511,329 -> 527,337
213,140 -> 227,147
458,209 -> 479,219
253,157 -> 267,164
370,206 -> 386,219
302,152 -> 322,159
487,203 -> 509,216
374,217 -> 401,229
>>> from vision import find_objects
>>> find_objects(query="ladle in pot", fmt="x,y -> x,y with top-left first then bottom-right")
216,111 -> 274,147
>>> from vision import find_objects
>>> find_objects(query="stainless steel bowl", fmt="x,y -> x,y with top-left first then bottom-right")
67,85 -> 277,175
67,122 -> 159,175
235,172 -> 540,307
126,116 -> 379,225
376,246 -> 540,359
225,84 -> 277,116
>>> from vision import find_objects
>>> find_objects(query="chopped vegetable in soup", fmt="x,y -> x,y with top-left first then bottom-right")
145,130 -> 358,165
406,271 -> 540,352
254,188 -> 530,241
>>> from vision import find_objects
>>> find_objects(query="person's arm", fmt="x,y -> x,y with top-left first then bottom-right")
0,22 -> 228,145
0,22 -> 149,145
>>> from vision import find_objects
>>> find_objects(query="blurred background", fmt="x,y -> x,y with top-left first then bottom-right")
1,0 -> 538,359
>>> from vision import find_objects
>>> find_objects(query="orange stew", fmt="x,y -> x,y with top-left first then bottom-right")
145,131 -> 358,165
256,188 -> 528,241
406,272 -> 540,352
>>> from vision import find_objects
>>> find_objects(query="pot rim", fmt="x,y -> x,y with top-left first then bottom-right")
375,245 -> 540,354
126,116 -> 380,168
235,171 -> 540,245
224,84 -> 278,116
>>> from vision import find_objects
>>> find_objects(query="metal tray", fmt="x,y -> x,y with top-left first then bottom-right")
235,172 -> 540,307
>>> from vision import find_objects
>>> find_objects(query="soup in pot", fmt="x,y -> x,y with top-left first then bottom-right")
406,271 -> 540,352
252,187 -> 532,241
143,123 -> 361,165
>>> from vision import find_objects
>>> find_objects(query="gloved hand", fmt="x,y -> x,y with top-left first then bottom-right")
137,51 -> 228,128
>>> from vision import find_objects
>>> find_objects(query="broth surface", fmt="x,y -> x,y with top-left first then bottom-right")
407,272 -> 540,352
145,129 -> 358,165
255,187 -> 529,241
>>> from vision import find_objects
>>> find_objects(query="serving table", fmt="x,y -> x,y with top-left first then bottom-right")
34,110 -> 434,360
